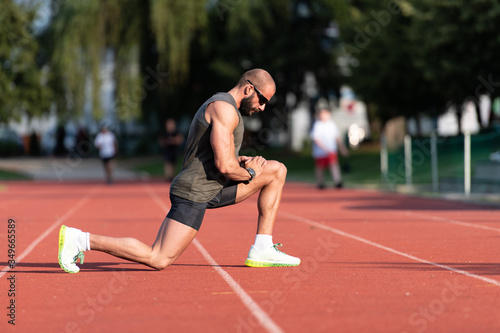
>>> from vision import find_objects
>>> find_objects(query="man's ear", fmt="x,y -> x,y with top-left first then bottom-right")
244,84 -> 253,97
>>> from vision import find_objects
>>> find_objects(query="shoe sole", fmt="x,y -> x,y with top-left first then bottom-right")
58,225 -> 78,274
245,259 -> 300,267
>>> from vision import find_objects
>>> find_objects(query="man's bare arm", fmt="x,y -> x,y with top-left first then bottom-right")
208,102 -> 265,181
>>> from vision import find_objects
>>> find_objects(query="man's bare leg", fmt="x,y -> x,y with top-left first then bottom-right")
60,160 -> 294,273
235,160 -> 287,235
90,218 -> 198,270
235,160 -> 300,266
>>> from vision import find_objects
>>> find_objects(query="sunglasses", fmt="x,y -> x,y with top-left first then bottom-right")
247,80 -> 269,105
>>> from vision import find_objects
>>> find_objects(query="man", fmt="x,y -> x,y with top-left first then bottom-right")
58,68 -> 300,273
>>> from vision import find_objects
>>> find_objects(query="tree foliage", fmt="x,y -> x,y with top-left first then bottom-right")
339,0 -> 500,127
0,0 -> 51,123
196,0 -> 351,128
408,0 -> 500,106
39,0 -> 206,123
4,0 -> 500,134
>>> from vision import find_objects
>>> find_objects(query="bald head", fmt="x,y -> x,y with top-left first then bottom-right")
237,69 -> 276,95
228,68 -> 276,115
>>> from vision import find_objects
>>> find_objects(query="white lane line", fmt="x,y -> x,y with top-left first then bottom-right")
192,240 -> 284,333
144,185 -> 284,333
404,211 -> 500,233
280,211 -> 500,287
0,186 -> 100,278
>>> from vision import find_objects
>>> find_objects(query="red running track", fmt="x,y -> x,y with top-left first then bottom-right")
0,181 -> 499,333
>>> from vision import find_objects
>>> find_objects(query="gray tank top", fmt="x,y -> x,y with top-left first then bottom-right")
170,93 -> 244,202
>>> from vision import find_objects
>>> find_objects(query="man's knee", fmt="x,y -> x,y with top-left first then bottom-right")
273,161 -> 287,180
280,162 -> 287,176
150,255 -> 176,271
254,160 -> 287,186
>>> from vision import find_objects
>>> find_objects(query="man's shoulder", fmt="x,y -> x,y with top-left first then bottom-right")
207,99 -> 239,120
209,99 -> 236,111
210,92 -> 235,103
208,93 -> 237,110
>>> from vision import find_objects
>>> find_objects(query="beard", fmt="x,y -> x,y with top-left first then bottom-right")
239,93 -> 259,116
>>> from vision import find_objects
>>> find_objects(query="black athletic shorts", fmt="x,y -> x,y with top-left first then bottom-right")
166,183 -> 239,231
101,156 -> 114,165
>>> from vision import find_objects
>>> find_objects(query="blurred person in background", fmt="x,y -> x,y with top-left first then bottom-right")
29,131 -> 41,156
75,126 -> 92,158
310,108 -> 349,189
53,125 -> 67,157
159,118 -> 184,182
94,124 -> 118,184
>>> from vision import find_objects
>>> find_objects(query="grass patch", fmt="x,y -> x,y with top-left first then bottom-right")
259,146 -> 382,185
385,132 -> 500,185
0,169 -> 31,180
133,160 -> 165,176
131,131 -> 500,189
132,144 -> 383,187
132,158 -> 183,178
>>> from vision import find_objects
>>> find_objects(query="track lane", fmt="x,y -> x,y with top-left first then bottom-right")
199,183 -> 500,332
1,181 -> 499,333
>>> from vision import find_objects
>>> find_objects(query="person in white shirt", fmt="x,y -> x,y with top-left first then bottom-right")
94,125 -> 118,184
310,109 -> 349,189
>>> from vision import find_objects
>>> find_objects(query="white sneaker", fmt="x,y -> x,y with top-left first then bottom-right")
245,243 -> 301,267
58,225 -> 85,273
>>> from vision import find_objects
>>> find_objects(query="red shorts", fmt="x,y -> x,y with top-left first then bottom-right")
315,153 -> 338,168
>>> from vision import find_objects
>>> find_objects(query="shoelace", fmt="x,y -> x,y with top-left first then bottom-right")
272,243 -> 284,252
73,251 -> 85,264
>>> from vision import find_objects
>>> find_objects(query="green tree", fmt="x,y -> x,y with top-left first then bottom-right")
0,0 -> 51,123
206,0 -> 350,93
338,0 -> 443,128
408,0 -> 500,129
339,0 -> 500,130
39,0 -> 206,126
199,1 -> 351,131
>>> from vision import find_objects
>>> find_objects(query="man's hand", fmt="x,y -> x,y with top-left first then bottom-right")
243,156 -> 267,178
238,156 -> 252,166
